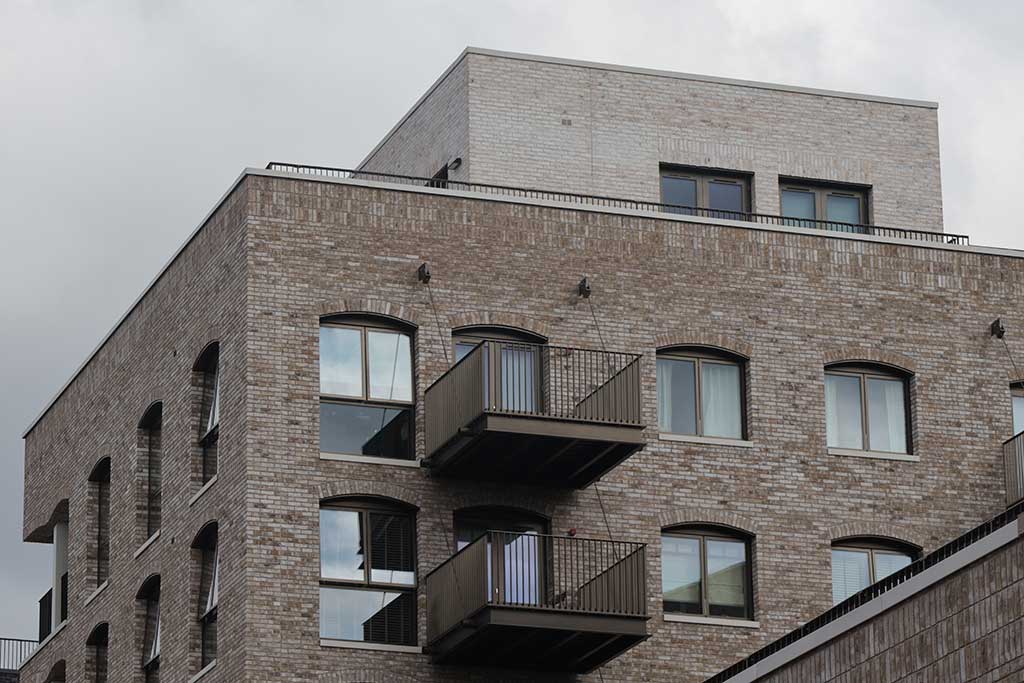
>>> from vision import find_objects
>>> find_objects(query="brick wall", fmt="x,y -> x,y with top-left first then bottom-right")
749,532 -> 1024,682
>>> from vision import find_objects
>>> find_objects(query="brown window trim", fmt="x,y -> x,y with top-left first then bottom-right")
832,538 -> 919,584
659,165 -> 752,213
825,363 -> 912,455
657,348 -> 748,440
662,525 -> 754,621
319,498 -> 417,591
319,321 -> 415,405
779,179 -> 871,226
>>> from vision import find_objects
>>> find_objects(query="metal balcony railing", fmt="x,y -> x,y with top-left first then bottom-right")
0,638 -> 37,671
425,531 -> 647,646
265,163 -> 970,246
1005,431 -> 1024,506
424,340 -> 643,459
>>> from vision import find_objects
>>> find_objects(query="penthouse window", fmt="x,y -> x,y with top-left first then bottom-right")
780,179 -> 869,230
825,363 -> 911,455
319,498 -> 417,646
193,342 -> 221,486
831,538 -> 917,604
657,348 -> 746,440
320,316 -> 414,460
660,166 -> 750,218
662,525 -> 753,620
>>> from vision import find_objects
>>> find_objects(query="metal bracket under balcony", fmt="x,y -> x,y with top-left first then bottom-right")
423,341 -> 646,489
426,532 -> 649,673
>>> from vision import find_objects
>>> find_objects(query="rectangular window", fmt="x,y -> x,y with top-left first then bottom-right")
832,546 -> 913,604
658,354 -> 744,439
660,166 -> 751,218
662,531 -> 751,619
780,180 -> 869,231
319,503 -> 416,646
826,368 -> 909,454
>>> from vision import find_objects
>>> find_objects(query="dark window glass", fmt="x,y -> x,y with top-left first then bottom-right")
662,529 -> 752,619
781,189 -> 815,221
661,168 -> 750,217
708,180 -> 743,215
827,194 -> 861,224
661,175 -> 697,214
319,403 -> 413,458
781,181 -> 869,232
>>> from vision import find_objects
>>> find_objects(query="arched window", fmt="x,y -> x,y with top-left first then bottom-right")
86,623 -> 109,683
661,524 -> 753,620
191,523 -> 219,671
319,497 -> 416,646
831,537 -> 918,604
319,316 -> 414,460
136,576 -> 161,680
825,363 -> 911,454
138,403 -> 163,539
193,343 -> 221,485
657,347 -> 747,440
453,326 -> 546,413
88,459 -> 111,588
43,660 -> 66,683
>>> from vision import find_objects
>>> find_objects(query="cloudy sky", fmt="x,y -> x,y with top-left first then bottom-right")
1,0 -> 1022,638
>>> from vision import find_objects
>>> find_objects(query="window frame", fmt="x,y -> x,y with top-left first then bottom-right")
143,600 -> 161,671
319,318 -> 416,460
1011,383 -> 1024,437
779,180 -> 870,227
661,525 -> 754,621
198,350 -> 220,484
657,348 -> 748,440
831,538 -> 918,603
318,497 -> 417,645
659,165 -> 752,216
825,364 -> 912,454
200,543 -> 219,667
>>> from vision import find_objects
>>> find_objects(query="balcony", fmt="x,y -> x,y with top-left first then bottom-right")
1005,431 -> 1024,506
425,531 -> 649,673
0,638 -> 37,673
423,341 -> 646,489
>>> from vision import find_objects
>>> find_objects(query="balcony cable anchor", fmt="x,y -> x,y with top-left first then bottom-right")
993,318 -> 1023,381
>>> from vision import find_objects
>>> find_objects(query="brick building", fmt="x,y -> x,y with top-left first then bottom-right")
14,48 -> 1024,682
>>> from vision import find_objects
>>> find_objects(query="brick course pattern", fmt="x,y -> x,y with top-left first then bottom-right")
361,48 -> 944,234
20,174 -> 1024,682
747,533 -> 1024,682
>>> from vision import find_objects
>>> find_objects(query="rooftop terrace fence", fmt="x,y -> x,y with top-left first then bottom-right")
265,163 -> 970,246
705,496 -> 1024,683
0,638 -> 37,671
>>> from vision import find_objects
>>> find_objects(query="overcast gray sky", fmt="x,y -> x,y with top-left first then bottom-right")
2,0 -> 1022,639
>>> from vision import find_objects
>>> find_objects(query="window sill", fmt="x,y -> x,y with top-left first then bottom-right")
189,660 -> 217,683
319,452 -> 422,468
664,614 -> 760,629
659,433 -> 754,448
84,580 -> 109,607
827,447 -> 919,462
133,530 -> 161,559
189,476 -> 219,507
320,639 -> 422,654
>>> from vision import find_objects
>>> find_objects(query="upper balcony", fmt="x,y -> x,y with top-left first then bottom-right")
1004,431 -> 1024,506
423,340 -> 646,489
425,531 -> 649,672
0,638 -> 37,675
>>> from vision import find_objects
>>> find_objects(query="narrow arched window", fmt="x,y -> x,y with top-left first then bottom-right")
831,537 -> 918,604
319,497 -> 416,646
661,525 -> 753,620
193,343 -> 221,485
86,623 -> 109,683
136,576 -> 161,680
88,459 -> 111,588
319,316 -> 414,460
43,660 -> 66,683
825,363 -> 911,454
657,347 -> 747,439
138,404 -> 163,539
453,326 -> 546,413
192,523 -> 219,671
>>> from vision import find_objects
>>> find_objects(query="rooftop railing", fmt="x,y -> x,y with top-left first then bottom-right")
1005,431 -> 1024,506
425,531 -> 647,646
0,638 -> 37,671
705,496 -> 1024,683
265,162 -> 970,246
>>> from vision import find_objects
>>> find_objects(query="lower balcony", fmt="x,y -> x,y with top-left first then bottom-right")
425,531 -> 649,673
423,341 -> 646,489
1005,431 -> 1024,506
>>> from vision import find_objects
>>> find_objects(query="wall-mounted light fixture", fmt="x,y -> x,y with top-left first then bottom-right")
417,262 -> 431,284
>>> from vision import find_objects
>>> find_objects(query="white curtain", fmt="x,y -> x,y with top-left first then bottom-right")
831,549 -> 870,604
867,378 -> 906,453
701,363 -> 742,438
825,374 -> 863,449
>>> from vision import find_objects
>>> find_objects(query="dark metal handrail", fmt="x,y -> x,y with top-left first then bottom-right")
1004,431 -> 1024,506
705,497 -> 1024,683
425,531 -> 647,645
423,340 -> 643,457
265,162 -> 970,246
0,638 -> 37,671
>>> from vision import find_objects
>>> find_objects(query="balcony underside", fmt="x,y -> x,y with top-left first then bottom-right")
425,413 -> 646,489
429,606 -> 649,673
